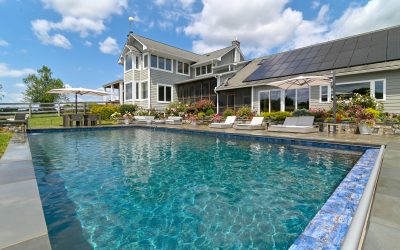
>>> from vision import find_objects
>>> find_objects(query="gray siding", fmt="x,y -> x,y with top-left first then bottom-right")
150,67 -> 190,111
219,49 -> 235,66
310,70 -> 400,113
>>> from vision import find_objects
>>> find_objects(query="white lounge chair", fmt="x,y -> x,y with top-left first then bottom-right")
165,116 -> 182,125
268,116 -> 319,133
135,116 -> 155,124
233,117 -> 265,130
209,116 -> 236,128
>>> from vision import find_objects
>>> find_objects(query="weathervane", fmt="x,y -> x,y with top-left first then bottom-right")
128,16 -> 134,34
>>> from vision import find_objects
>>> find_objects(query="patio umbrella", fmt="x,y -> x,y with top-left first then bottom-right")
267,72 -> 338,123
48,87 -> 109,114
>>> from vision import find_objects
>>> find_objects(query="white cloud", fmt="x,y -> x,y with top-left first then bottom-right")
84,40 -> 93,47
311,0 -> 320,10
32,0 -> 128,48
15,83 -> 25,88
99,37 -> 120,55
1,92 -> 25,103
0,39 -> 8,46
184,0 -> 400,57
0,63 -> 36,78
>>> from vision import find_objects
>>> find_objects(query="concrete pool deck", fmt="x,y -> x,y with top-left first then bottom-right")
3,124 -> 399,249
0,133 -> 51,250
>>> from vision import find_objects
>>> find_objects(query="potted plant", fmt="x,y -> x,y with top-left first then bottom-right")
123,112 -> 133,124
188,114 -> 198,126
110,112 -> 124,124
353,107 -> 375,134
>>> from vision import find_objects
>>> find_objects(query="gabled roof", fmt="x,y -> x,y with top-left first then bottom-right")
130,33 -> 201,61
192,46 -> 236,66
245,25 -> 400,82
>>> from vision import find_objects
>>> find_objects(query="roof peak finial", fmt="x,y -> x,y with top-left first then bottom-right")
128,16 -> 135,35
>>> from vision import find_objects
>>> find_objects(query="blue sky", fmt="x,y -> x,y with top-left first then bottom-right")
0,0 -> 399,102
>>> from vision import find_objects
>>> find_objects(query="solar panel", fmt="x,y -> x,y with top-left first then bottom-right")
244,26 -> 400,82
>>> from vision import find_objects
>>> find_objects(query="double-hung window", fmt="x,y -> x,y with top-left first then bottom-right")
125,53 -> 133,71
158,84 -> 172,102
150,55 -> 172,72
320,85 -> 330,103
125,82 -> 133,100
195,64 -> 212,77
135,81 -> 148,100
177,61 -> 189,75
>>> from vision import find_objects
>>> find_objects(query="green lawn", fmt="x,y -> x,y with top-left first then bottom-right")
0,131 -> 13,158
28,114 -> 114,128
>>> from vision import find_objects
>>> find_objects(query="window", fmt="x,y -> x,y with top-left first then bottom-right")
143,54 -> 148,68
195,64 -> 212,76
151,55 -> 157,68
135,82 -> 140,100
320,85 -> 330,103
297,88 -> 310,110
141,82 -> 148,99
135,56 -> 139,69
125,53 -> 132,71
374,80 -> 384,100
166,59 -> 172,71
177,61 -> 189,75
336,82 -> 370,99
125,83 -> 132,100
227,95 -> 235,108
285,89 -> 296,112
158,57 -> 165,69
270,90 -> 281,112
259,91 -> 270,112
158,85 -> 172,102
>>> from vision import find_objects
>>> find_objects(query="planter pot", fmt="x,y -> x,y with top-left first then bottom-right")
116,118 -> 124,124
358,123 -> 372,135
124,118 -> 130,125
191,121 -> 197,126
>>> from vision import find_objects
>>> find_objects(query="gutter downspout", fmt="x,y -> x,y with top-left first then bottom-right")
215,75 -> 220,114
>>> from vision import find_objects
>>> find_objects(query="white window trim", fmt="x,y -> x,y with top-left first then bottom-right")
259,88 -> 310,113
258,90 -> 270,114
124,53 -> 133,73
143,53 -> 149,69
176,61 -> 190,76
319,85 -> 331,103
157,84 -> 173,103
195,64 -> 213,77
294,87 -> 311,110
150,55 -> 173,73
135,81 -> 149,101
125,82 -> 133,101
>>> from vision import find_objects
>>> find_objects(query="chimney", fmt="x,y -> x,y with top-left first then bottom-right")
232,39 -> 240,48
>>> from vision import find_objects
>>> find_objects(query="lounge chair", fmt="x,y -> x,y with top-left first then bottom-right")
268,116 -> 319,133
233,117 -> 265,130
165,116 -> 182,125
135,116 -> 155,124
1,113 -> 28,131
209,116 -> 236,128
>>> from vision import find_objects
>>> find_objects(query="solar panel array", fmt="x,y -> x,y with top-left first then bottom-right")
245,26 -> 400,82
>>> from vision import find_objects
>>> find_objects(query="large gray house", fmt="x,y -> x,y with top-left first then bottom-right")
104,25 -> 400,114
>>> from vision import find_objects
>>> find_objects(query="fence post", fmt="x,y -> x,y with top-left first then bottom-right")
57,103 -> 61,116
28,103 -> 32,117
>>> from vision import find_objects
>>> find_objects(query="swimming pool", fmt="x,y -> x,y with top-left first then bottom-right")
29,128 -> 364,249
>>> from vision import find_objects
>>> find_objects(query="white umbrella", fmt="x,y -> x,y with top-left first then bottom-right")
267,73 -> 338,123
48,87 -> 109,114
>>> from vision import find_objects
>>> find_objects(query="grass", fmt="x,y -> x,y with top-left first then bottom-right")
28,113 -> 114,128
0,131 -> 13,158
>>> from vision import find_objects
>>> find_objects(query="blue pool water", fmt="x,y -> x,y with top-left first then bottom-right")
29,128 -> 362,249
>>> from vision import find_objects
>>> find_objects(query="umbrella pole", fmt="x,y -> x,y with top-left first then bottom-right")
75,93 -> 78,114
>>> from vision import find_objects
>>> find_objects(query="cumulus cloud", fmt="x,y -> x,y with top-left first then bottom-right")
1,92 -> 25,103
84,40 -> 93,47
15,83 -> 25,89
0,63 -> 36,78
32,0 -> 128,48
0,39 -> 8,46
99,37 -> 120,55
184,0 -> 400,57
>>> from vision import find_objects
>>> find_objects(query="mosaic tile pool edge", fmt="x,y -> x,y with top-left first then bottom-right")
28,125 -> 375,152
289,148 -> 380,249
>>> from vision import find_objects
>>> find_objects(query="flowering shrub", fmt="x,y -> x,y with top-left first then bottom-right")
308,108 -> 330,120
166,101 -> 187,116
262,111 -> 292,121
135,109 -> 149,116
222,108 -> 235,118
337,93 -> 383,111
122,112 -> 133,119
236,106 -> 253,119
195,99 -> 215,113
110,112 -> 122,120
212,114 -> 222,122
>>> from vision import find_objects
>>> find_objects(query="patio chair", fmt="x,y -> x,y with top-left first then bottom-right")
85,114 -> 101,126
268,116 -> 319,133
69,114 -> 84,127
209,116 -> 236,129
165,116 -> 182,125
233,117 -> 265,130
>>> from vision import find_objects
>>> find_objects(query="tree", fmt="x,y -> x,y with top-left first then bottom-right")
23,66 -> 68,103
0,83 -> 3,101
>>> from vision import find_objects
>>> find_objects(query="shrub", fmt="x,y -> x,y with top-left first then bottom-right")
205,108 -> 215,116
222,108 -> 235,118
308,108 -> 330,121
90,104 -> 119,120
194,99 -> 215,113
236,106 -> 253,119
262,111 -> 292,121
166,101 -> 187,116
135,109 -> 149,116
198,112 -> 206,119
119,104 -> 138,115
292,109 -> 310,117
149,108 -> 161,119
365,108 -> 380,119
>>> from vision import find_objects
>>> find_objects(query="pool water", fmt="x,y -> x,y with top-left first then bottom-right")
29,128 -> 362,249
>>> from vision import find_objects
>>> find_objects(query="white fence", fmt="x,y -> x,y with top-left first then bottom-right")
0,101 -> 116,117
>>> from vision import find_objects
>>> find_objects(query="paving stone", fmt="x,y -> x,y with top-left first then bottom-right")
363,222 -> 400,250
3,235 -> 51,250
0,160 -> 35,185
369,193 -> 400,230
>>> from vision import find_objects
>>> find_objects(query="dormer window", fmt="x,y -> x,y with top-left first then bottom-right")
125,53 -> 133,71
195,64 -> 212,77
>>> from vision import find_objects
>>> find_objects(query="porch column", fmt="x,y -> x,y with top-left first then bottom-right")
111,85 -> 114,101
216,91 -> 219,114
